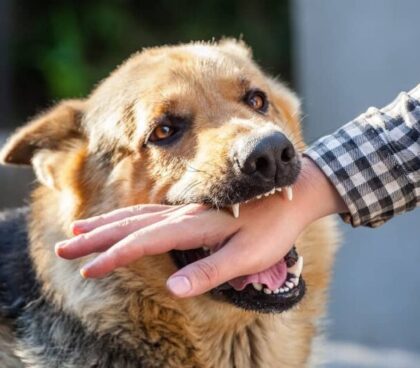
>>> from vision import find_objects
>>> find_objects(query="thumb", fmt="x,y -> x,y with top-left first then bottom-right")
166,236 -> 258,297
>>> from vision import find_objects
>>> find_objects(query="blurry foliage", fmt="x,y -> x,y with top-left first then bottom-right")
10,0 -> 291,126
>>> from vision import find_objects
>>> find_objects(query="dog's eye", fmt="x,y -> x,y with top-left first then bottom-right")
244,89 -> 268,113
149,124 -> 177,143
146,114 -> 189,146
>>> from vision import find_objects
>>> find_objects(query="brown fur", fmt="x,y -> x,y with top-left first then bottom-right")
0,40 -> 338,367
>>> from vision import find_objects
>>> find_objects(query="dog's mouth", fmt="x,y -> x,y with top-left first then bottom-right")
171,245 -> 304,314
170,185 -> 306,314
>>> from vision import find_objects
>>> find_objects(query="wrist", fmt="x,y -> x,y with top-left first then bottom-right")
294,156 -> 348,224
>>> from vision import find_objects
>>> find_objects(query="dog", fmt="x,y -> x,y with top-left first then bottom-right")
0,40 -> 338,367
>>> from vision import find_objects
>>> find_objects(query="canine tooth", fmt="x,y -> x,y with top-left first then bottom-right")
286,281 -> 294,289
263,288 -> 272,294
288,256 -> 303,278
291,277 -> 299,286
252,282 -> 263,291
285,186 -> 293,201
231,204 -> 240,218
273,288 -> 280,294
276,188 -> 282,192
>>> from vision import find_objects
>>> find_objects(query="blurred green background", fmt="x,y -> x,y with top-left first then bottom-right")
6,0 -> 292,127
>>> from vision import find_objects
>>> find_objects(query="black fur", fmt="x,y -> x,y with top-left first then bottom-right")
0,208 -> 35,320
17,298 -> 143,367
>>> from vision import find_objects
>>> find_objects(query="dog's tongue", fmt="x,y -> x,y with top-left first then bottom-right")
228,260 -> 288,291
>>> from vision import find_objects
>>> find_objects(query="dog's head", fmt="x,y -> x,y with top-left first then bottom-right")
1,40 -> 305,314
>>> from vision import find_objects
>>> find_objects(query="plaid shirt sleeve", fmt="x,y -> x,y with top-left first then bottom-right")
305,84 -> 420,228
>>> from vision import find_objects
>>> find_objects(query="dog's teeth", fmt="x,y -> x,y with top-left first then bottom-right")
273,288 -> 280,294
288,256 -> 303,278
203,246 -> 209,251
279,288 -> 285,293
284,287 -> 289,292
284,186 -> 293,201
264,192 -> 270,197
257,195 -> 262,199
263,288 -> 272,295
231,204 -> 240,218
276,187 -> 282,192
286,281 -> 294,289
252,282 -> 263,291
291,277 -> 299,286
270,188 -> 275,195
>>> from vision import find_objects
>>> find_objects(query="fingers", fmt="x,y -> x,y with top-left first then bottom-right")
71,204 -> 177,235
56,212 -> 169,259
79,208 -> 235,278
58,204 -> 208,259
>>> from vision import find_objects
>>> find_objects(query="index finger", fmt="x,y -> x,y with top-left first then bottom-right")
71,204 -> 177,235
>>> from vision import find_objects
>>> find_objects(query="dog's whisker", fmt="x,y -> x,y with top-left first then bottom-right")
177,179 -> 204,200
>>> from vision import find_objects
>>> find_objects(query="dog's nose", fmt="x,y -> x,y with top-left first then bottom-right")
232,130 -> 296,184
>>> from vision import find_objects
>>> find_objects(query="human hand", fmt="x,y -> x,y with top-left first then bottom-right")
55,157 -> 347,297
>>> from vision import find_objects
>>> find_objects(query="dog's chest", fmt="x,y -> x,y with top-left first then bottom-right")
194,317 -> 307,368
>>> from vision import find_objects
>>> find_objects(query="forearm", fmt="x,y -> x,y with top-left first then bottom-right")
305,84 -> 420,228
293,157 -> 348,225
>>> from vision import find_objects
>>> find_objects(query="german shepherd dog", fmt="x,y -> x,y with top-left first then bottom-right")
0,40 -> 338,367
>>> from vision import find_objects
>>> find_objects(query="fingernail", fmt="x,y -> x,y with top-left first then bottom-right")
54,241 -> 67,255
73,227 -> 82,236
71,223 -> 84,236
80,268 -> 89,279
167,276 -> 192,296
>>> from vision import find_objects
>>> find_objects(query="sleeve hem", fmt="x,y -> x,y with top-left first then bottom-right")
305,122 -> 415,228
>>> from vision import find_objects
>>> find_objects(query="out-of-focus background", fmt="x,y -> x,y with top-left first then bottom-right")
1,1 -> 419,366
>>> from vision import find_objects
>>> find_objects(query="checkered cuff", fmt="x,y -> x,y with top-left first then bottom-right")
305,84 -> 420,228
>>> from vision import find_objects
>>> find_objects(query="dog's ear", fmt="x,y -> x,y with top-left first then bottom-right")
0,99 -> 86,188
218,38 -> 252,59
